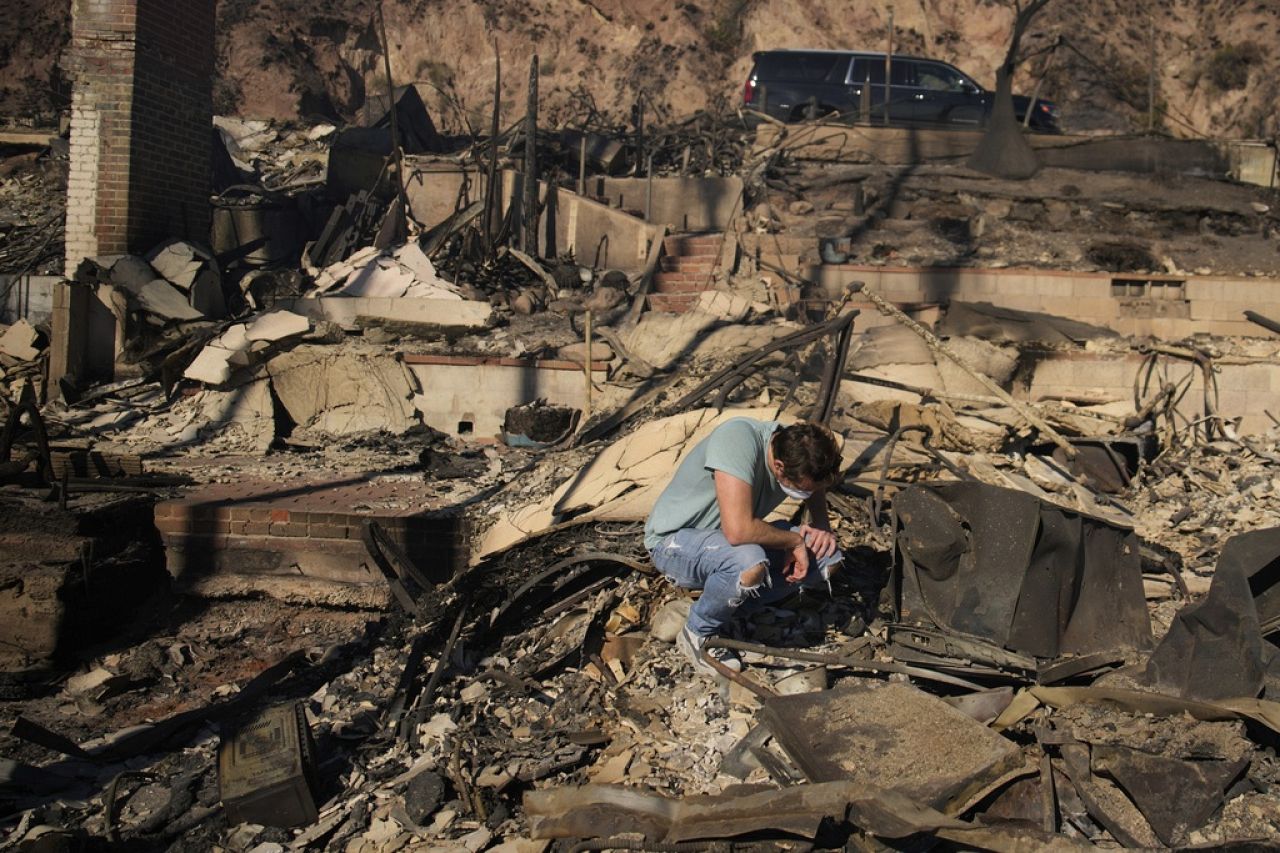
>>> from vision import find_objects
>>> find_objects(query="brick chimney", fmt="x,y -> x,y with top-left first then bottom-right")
63,0 -> 216,274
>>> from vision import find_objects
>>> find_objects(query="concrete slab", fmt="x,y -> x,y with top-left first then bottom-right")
761,682 -> 1024,812
183,343 -> 238,386
284,296 -> 492,329
246,309 -> 310,342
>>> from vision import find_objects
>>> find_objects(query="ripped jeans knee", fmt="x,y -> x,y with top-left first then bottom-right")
730,562 -> 770,607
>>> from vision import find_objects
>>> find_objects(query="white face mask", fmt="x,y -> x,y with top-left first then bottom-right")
780,482 -> 812,501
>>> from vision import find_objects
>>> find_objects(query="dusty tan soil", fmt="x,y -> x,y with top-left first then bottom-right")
2,0 -> 1278,140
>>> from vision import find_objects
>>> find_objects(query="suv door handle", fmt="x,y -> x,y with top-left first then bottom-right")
914,93 -> 925,100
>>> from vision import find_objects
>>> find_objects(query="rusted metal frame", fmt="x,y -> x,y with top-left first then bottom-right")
768,350 -> 806,415
383,631 -> 433,729
704,637 -> 982,690
487,552 -> 650,636
104,771 -> 159,844
671,310 -> 859,414
701,651 -> 778,700
401,598 -> 471,746
0,393 -> 52,485
814,312 -> 856,425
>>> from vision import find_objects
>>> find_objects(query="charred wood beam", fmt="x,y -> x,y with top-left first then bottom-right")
483,41 -> 502,256
523,56 -> 539,255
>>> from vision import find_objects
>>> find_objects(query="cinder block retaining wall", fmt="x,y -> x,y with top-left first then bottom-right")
802,264 -> 1280,435
809,264 -> 1280,339
406,354 -> 609,439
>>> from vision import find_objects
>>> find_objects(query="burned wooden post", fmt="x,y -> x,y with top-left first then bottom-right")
374,0 -> 408,242
883,4 -> 894,126
522,55 -> 539,255
483,41 -> 501,256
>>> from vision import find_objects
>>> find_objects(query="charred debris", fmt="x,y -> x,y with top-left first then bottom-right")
6,72 -> 1280,852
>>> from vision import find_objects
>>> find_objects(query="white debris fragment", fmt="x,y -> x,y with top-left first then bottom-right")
0,319 -> 40,361
246,310 -> 310,342
311,242 -> 462,300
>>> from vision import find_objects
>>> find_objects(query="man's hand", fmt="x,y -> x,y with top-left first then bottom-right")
797,524 -> 838,560
784,541 -> 810,582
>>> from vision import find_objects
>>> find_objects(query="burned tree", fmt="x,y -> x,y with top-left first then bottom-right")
968,0 -> 1053,179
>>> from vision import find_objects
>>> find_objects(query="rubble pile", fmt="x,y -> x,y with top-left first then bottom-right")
9,64 -> 1280,853
7,286 -> 1280,849
0,139 -> 65,277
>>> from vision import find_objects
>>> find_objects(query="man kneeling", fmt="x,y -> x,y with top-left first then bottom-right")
643,417 -> 844,676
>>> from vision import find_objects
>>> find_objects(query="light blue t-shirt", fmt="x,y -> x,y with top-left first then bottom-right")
643,418 -> 787,550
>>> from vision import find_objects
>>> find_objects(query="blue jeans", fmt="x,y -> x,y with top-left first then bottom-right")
649,523 -> 844,638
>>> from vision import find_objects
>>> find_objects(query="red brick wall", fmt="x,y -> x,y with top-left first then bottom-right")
65,0 -> 215,271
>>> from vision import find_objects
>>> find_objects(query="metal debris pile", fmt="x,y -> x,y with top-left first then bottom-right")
5,285 -> 1280,850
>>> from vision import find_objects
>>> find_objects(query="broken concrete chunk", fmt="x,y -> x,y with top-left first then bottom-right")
267,346 -> 417,436
146,239 -> 205,289
218,323 -> 250,351
246,310 -> 310,343
651,598 -> 693,643
137,279 -> 204,321
394,241 -> 436,282
183,344 -> 238,386
109,255 -> 157,294
761,682 -> 1024,812
0,319 -> 40,360
557,341 -> 615,365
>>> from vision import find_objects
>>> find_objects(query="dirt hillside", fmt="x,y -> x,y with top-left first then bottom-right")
1,0 -> 1277,140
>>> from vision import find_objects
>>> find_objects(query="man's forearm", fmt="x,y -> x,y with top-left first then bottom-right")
806,491 -> 833,531
727,518 -> 804,550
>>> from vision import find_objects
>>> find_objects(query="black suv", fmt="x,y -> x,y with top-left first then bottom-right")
743,49 -> 1060,133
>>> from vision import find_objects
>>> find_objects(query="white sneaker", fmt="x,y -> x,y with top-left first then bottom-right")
678,626 -> 742,676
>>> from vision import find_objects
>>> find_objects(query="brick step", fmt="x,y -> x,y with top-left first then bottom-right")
652,279 -> 715,294
647,293 -> 700,313
663,234 -> 722,257
659,256 -> 715,273
653,271 -> 712,287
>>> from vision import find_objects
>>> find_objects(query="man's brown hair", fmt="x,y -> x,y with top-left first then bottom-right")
772,422 -> 842,485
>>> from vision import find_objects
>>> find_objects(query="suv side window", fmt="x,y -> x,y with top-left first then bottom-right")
890,60 -> 916,87
755,53 -> 847,83
850,57 -> 885,85
850,57 -> 915,86
917,62 -> 972,93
